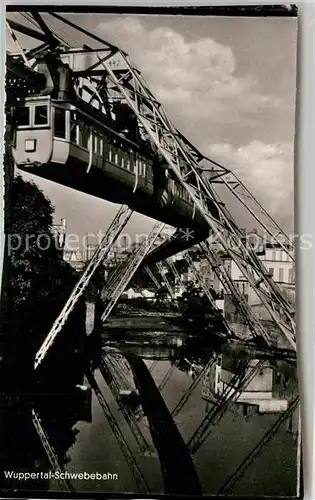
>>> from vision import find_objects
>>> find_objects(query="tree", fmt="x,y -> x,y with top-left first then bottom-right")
1,175 -> 86,392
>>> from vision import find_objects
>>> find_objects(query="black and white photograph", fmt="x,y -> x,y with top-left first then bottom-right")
2,5 -> 300,498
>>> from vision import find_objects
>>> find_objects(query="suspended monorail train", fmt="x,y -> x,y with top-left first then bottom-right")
12,95 -> 217,231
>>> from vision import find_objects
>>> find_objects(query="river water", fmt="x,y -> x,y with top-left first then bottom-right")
0,330 -> 299,497
61,332 -> 299,497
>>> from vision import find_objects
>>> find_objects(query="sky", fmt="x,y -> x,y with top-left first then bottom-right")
6,12 -> 297,249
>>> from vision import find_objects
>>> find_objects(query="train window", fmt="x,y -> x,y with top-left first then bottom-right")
70,111 -> 77,143
115,149 -> 120,165
110,138 -> 117,162
81,125 -> 89,149
138,159 -> 142,175
137,158 -> 142,176
146,163 -> 153,181
120,151 -> 125,168
34,105 -> 48,126
139,159 -> 143,176
99,136 -> 103,156
103,136 -> 110,159
17,106 -> 30,127
54,107 -> 66,139
123,150 -> 128,169
116,146 -> 122,166
118,144 -> 125,167
71,124 -> 77,143
93,134 -> 98,154
126,150 -> 132,172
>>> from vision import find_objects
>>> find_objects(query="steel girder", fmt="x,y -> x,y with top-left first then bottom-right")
7,12 -> 296,352
35,206 -> 133,370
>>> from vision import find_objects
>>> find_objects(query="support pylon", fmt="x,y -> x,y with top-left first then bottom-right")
35,206 -> 133,370
101,222 -> 165,323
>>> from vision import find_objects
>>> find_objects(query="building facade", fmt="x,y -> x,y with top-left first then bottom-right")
201,355 -> 289,414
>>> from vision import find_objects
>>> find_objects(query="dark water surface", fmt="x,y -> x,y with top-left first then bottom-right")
0,331 -> 299,497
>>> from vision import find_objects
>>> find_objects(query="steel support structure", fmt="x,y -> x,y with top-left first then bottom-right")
171,355 -> 220,417
183,252 -> 233,338
35,206 -> 133,369
32,410 -> 75,493
158,362 -> 178,391
145,264 -> 177,306
8,12 -> 295,351
217,396 -> 299,494
199,239 -> 275,346
144,267 -> 161,290
92,46 -> 295,350
98,355 -> 150,455
208,169 -> 294,260
156,262 -> 176,301
187,359 -> 264,454
167,260 -> 182,286
149,360 -> 158,373
85,368 -> 150,492
101,222 -> 165,323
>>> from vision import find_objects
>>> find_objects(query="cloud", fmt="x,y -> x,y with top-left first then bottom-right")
96,17 -> 281,125
93,18 -> 293,231
206,141 -> 294,227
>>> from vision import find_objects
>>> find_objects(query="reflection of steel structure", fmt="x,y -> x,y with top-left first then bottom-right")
217,396 -> 299,494
188,360 -> 264,454
202,356 -> 289,413
6,11 -> 295,356
127,355 -> 202,495
99,353 -> 150,455
158,361 -> 179,391
86,368 -> 150,492
32,409 -> 75,493
171,355 -> 220,417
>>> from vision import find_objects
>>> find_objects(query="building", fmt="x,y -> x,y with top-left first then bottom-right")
122,288 -> 155,299
201,354 -> 289,414
63,249 -> 85,271
52,218 -> 67,251
219,233 -> 295,323
260,241 -> 295,285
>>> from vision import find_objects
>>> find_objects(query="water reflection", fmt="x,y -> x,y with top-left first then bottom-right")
0,385 -> 92,493
0,331 -> 299,497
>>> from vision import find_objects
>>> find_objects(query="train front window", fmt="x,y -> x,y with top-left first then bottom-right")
54,107 -> 66,139
34,105 -> 48,126
16,107 -> 30,127
70,111 -> 77,143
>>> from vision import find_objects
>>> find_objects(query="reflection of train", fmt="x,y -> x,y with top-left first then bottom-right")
12,95 -> 217,230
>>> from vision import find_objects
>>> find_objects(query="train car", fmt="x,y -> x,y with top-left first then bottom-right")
12,95 -> 217,231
